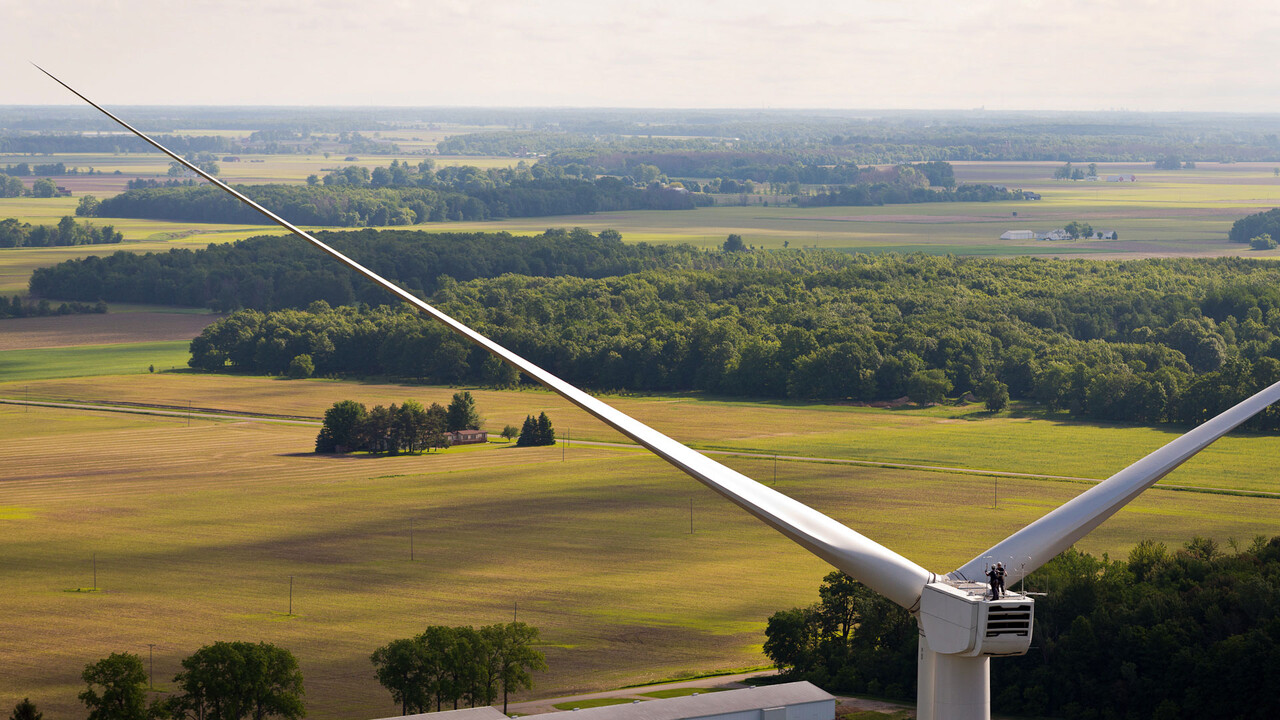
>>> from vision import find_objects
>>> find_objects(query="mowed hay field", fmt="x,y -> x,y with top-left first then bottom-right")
7,372 -> 1280,495
1,400 -> 1277,720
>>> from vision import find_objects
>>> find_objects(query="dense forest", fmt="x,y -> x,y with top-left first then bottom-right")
764,536 -> 1280,719
41,228 -> 1280,429
87,174 -> 702,226
28,228 -> 707,309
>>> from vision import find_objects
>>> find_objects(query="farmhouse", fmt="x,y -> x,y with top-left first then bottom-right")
1106,174 -> 1138,182
446,429 -> 488,445
1021,191 -> 1041,200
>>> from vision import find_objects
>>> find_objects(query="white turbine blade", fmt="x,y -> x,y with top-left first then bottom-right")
952,378 -> 1280,586
39,65 -> 936,610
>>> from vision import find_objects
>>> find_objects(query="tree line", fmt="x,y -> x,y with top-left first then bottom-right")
0,295 -> 105,320
0,216 -> 122,248
794,181 -> 1024,207
763,535 -> 1280,719
371,622 -> 546,715
168,248 -> 1280,430
1229,207 -> 1280,244
28,228 -> 709,311
72,641 -> 304,720
81,174 -> 701,227
314,392 -> 483,454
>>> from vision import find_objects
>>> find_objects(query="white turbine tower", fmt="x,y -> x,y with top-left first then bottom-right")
39,66 -> 1280,720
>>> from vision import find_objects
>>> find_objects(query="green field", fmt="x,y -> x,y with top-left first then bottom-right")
0,341 -> 191,380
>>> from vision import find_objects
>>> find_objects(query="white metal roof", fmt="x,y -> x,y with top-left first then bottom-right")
372,707 -> 509,720
544,681 -> 835,720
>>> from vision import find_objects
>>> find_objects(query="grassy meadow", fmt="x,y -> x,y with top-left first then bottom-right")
1,392 -> 1275,720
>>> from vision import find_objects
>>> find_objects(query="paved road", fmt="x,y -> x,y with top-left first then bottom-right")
5,397 -> 1278,499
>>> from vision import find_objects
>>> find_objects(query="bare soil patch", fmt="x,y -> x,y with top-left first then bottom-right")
0,312 -> 218,350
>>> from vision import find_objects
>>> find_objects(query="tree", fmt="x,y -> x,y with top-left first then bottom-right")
1251,233 -> 1277,250
516,415 -> 537,446
315,400 -> 367,453
982,379 -> 1009,412
906,369 -> 951,405
80,653 -> 148,720
371,638 -> 430,715
722,234 -> 746,252
535,412 -> 554,445
77,194 -> 101,217
445,391 -> 481,432
501,425 -> 519,441
170,641 -> 304,720
491,623 -> 546,714
10,699 -> 42,720
287,354 -> 314,379
31,178 -> 57,198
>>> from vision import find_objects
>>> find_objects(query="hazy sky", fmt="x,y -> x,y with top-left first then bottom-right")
5,0 -> 1280,111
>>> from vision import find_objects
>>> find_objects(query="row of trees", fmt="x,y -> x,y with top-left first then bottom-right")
0,295 -> 105,319
370,623 -> 546,715
81,174 -> 700,227
764,536 -> 1280,718
0,216 -> 122,248
171,249 -> 1280,429
794,181 -> 1023,208
77,641 -> 304,720
28,228 -> 700,311
0,174 -> 61,198
315,392 -> 482,454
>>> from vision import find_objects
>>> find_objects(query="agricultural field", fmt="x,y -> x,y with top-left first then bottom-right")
4,161 -> 1280,298
0,375 -> 1276,720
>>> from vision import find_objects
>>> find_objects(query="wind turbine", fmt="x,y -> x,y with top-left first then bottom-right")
38,66 -> 1280,720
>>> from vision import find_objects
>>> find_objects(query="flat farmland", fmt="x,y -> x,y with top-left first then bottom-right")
5,161 -> 1280,298
1,398 -> 1275,720
6,372 -> 1280,495
0,312 -> 218,350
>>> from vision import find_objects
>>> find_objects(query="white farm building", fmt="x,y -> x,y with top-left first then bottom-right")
370,682 -> 836,720
1000,230 -> 1036,240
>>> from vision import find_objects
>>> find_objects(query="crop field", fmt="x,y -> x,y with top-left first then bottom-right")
1,395 -> 1276,720
5,371 -> 1280,496
4,161 -> 1280,298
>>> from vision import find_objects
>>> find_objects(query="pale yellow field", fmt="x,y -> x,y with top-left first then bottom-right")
1,396 -> 1274,720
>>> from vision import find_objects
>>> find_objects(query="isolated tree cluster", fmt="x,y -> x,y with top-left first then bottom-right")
515,412 -> 555,447
764,536 -> 1280,718
315,391 -> 481,454
76,641 -> 304,720
371,622 -> 546,715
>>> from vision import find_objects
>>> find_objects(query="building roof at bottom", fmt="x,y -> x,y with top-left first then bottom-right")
372,706 -> 509,720
545,681 -> 835,720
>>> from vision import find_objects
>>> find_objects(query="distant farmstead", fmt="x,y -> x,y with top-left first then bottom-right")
1106,175 -> 1138,182
446,429 -> 488,445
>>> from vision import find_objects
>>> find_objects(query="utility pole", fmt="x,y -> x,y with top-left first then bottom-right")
410,518 -> 414,561
689,499 -> 693,534
994,476 -> 998,509
288,576 -> 293,615
513,601 -> 517,623
147,644 -> 155,690
773,455 -> 777,485
187,400 -> 191,427
92,553 -> 97,589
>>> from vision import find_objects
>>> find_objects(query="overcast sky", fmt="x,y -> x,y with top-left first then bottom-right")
5,0 -> 1280,111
